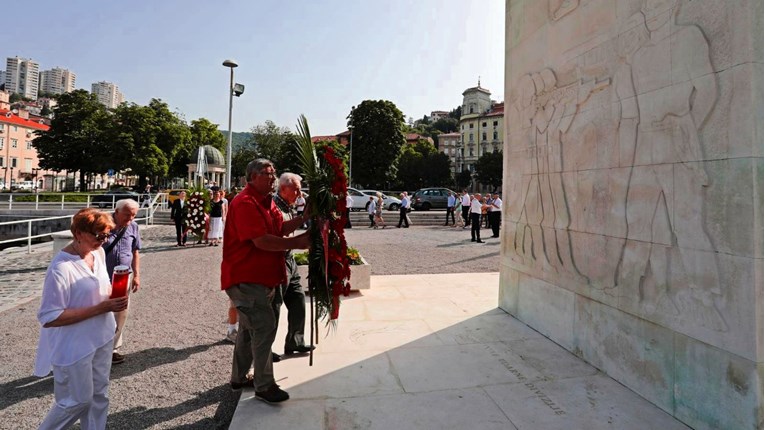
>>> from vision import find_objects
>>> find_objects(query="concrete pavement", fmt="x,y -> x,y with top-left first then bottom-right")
230,273 -> 690,430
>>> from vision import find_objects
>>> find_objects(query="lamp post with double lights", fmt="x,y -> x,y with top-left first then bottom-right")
222,59 -> 245,190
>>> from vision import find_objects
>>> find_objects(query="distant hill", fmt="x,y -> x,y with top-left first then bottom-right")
219,130 -> 252,150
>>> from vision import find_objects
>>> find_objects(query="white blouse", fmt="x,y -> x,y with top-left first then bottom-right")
34,248 -> 116,376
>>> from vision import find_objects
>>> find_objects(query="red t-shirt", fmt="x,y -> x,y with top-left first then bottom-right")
221,184 -> 286,290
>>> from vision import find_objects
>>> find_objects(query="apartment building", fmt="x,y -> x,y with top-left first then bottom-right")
91,81 -> 124,109
39,67 -> 76,95
455,82 -> 504,175
5,57 -> 40,100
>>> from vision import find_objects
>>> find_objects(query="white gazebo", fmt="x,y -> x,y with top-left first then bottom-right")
186,145 -> 226,188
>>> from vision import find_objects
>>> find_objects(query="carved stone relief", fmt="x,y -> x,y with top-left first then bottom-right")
508,0 -> 726,331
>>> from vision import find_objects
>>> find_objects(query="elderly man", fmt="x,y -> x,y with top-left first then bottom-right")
273,173 -> 316,357
170,191 -> 187,246
103,199 -> 142,365
221,159 -> 310,404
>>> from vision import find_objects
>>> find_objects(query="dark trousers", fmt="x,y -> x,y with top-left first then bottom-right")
174,220 -> 186,245
470,213 -> 481,241
398,207 -> 409,227
445,207 -> 455,225
281,257 -> 306,351
345,209 -> 352,228
462,206 -> 470,226
490,212 -> 501,237
226,283 -> 282,391
369,214 -> 375,227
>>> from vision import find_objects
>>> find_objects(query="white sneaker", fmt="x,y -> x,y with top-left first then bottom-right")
225,329 -> 238,344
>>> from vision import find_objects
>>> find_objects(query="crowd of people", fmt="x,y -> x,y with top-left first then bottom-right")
31,162 -> 504,428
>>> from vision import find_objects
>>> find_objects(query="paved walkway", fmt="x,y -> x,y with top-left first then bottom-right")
230,273 -> 689,430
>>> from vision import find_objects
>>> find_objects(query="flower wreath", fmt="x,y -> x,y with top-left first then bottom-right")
184,187 -> 210,241
293,115 -> 351,326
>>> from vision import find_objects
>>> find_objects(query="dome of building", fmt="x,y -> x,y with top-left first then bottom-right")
201,145 -> 225,166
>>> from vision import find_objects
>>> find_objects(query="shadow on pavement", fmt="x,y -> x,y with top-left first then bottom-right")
110,341 -> 227,381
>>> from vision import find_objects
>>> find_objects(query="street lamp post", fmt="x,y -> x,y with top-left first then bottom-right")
348,126 -> 353,187
222,59 -> 238,190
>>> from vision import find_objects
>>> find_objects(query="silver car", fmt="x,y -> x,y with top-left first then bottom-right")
361,190 -> 402,211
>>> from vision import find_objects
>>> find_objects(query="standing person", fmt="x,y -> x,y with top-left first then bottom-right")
454,194 -> 464,228
344,193 -> 353,228
490,193 -> 502,238
170,191 -> 187,246
103,199 -> 142,366
221,159 -> 310,404
367,196 -> 377,228
273,173 -> 315,356
461,190 -> 471,228
397,192 -> 410,228
374,192 -> 386,229
483,193 -> 493,228
34,208 -> 128,429
208,192 -> 224,246
470,193 -> 484,243
445,192 -> 456,226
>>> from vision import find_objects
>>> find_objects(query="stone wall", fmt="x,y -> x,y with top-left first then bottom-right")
500,1 -> 762,428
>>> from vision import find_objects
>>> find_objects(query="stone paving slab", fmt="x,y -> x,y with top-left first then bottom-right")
229,273 -> 690,430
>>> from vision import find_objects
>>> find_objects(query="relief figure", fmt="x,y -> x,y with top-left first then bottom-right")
614,0 -> 725,330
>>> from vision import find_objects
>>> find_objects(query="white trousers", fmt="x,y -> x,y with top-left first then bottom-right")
39,340 -> 113,430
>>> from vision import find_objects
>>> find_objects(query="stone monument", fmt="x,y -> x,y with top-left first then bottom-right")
500,1 -> 762,428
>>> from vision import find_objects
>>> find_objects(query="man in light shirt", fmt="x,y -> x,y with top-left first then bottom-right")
367,196 -> 377,228
460,190 -> 471,228
489,193 -> 502,238
470,193 -> 484,243
445,192 -> 456,226
397,192 -> 410,228
345,194 -> 354,228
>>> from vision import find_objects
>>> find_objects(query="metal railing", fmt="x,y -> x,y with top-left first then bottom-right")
0,192 -> 170,211
0,202 -> 160,254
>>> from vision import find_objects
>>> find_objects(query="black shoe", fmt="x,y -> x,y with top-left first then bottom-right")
272,352 -> 281,362
230,376 -> 255,390
256,384 -> 290,404
285,345 -> 316,355
476,240 -> 485,243
471,239 -> 476,242
112,352 -> 125,365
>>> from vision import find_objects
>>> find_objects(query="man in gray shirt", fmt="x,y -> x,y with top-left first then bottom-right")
103,199 -> 142,365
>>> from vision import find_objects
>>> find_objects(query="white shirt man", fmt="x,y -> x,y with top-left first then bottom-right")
469,194 -> 484,243
345,194 -> 354,228
489,194 -> 503,238
367,197 -> 376,227
460,191 -> 472,228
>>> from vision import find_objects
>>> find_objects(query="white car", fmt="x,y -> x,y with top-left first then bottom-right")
347,187 -> 369,211
361,190 -> 402,211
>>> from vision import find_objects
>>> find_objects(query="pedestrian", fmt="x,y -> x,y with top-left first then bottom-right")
397,192 -> 410,228
483,193 -> 493,228
170,190 -> 187,246
444,192 -> 456,226
470,193 -> 484,243
374,192 -> 387,229
461,190 -> 471,228
103,199 -> 142,366
34,208 -> 128,429
208,191 -> 224,246
490,193 -> 502,237
345,193 -> 353,228
367,196 -> 377,228
295,191 -> 306,229
454,196 -> 464,228
273,173 -> 316,356
221,158 -> 310,404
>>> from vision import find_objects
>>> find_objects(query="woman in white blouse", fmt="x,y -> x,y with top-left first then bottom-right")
35,208 -> 128,430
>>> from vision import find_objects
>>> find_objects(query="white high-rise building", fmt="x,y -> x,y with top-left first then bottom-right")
0,71 -> 5,90
5,57 -> 40,100
91,81 -> 124,109
39,67 -> 76,95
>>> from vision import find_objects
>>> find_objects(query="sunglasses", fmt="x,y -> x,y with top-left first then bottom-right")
90,231 -> 110,241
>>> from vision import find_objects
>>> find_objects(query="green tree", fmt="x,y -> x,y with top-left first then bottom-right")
347,100 -> 406,188
32,89 -> 112,191
474,150 -> 503,192
250,120 -> 291,162
169,117 -> 227,178
456,170 -> 473,189
231,147 -> 257,187
111,99 -> 191,190
448,105 -> 462,120
432,117 -> 458,134
395,140 -> 452,189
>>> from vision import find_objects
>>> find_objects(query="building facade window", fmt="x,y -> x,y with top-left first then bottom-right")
493,131 -> 498,140
493,121 -> 498,127
482,122 -> 487,127
469,148 -> 474,156
469,123 -> 474,129
26,141 -> 32,150
469,133 -> 474,142
24,158 -> 32,171
0,157 -> 4,167
0,124 -> 4,130
482,132 -> 487,141
11,139 -> 17,148
12,126 -> 18,132
0,137 -> 3,149
11,157 -> 17,168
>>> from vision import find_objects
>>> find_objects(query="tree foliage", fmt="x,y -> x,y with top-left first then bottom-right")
474,150 -> 503,192
456,170 -> 473,189
32,89 -> 112,191
394,141 -> 452,190
347,100 -> 406,188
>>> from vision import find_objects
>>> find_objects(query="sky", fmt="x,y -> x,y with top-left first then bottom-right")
2,0 -> 505,136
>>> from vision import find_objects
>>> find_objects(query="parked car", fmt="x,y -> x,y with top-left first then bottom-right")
346,187 -> 369,211
360,190 -> 402,211
411,187 -> 456,210
92,188 -> 140,208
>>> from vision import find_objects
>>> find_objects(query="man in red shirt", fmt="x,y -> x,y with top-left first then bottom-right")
221,158 -> 310,404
